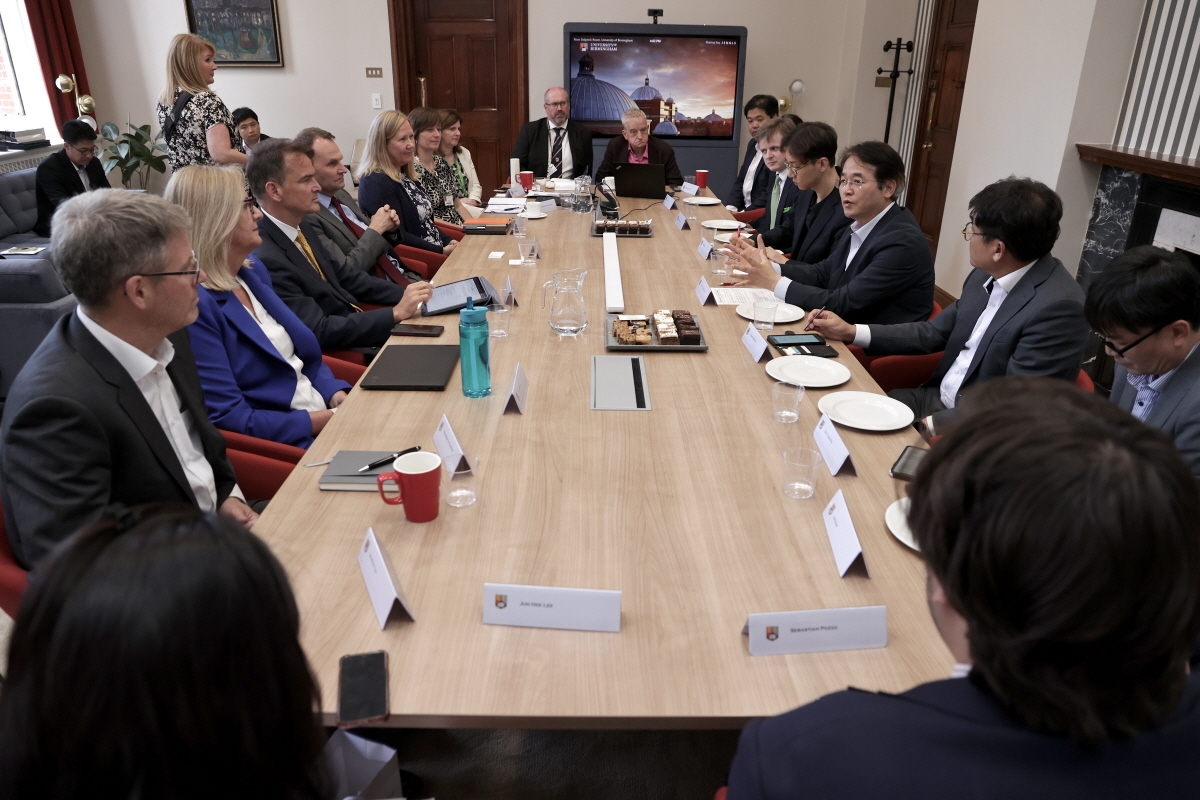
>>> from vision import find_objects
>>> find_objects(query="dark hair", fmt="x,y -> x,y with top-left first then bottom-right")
60,119 -> 97,145
232,106 -> 259,126
439,108 -> 463,153
0,505 -> 328,799
1085,245 -> 1200,334
783,113 -> 803,125
784,121 -> 837,165
246,138 -> 314,200
909,377 -> 1200,747
743,94 -> 779,118
967,177 -> 1062,261
294,126 -> 335,152
406,106 -> 442,142
839,140 -> 905,194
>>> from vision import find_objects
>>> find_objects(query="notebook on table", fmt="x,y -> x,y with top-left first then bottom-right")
360,344 -> 460,390
318,451 -> 398,491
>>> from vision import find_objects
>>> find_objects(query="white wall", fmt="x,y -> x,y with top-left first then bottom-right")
933,0 -> 1144,293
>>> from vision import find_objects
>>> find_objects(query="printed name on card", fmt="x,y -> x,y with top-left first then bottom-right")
822,489 -> 869,577
742,322 -> 770,362
744,606 -> 886,656
482,582 -> 621,632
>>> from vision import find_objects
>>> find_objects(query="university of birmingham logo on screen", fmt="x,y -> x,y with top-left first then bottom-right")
766,626 -> 779,642
495,595 -> 507,609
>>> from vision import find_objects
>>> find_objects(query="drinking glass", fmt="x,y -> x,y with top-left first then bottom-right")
772,382 -> 805,423
711,248 -> 728,276
782,449 -> 822,499
487,304 -> 510,338
512,215 -> 527,238
753,301 -> 778,331
518,241 -> 536,266
445,455 -> 481,507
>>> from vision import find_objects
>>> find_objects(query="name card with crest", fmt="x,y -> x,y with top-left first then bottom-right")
483,583 -> 621,632
744,606 -> 886,656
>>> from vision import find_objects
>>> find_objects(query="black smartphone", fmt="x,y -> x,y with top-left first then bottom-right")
337,651 -> 389,726
392,323 -> 445,337
890,445 -> 930,481
768,333 -> 827,347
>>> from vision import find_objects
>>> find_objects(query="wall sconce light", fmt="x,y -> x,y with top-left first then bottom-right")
778,79 -> 805,114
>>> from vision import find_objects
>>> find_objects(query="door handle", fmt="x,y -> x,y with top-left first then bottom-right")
418,76 -> 427,107
921,142 -> 934,150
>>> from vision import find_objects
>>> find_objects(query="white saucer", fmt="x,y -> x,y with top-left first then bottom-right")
817,391 -> 915,432
766,356 -> 851,388
682,196 -> 721,205
735,302 -> 804,324
701,219 -> 748,231
885,498 -> 918,550
519,212 -> 547,219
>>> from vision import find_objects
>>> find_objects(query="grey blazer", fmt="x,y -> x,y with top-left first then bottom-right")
1112,350 -> 1200,482
304,190 -> 392,275
867,254 -> 1089,426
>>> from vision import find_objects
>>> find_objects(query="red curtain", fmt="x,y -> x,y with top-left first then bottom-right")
23,0 -> 91,131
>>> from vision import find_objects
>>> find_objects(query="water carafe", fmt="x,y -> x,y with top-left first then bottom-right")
542,268 -> 588,336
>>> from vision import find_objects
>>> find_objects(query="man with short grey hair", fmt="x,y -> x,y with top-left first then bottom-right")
0,189 -> 257,569
594,107 -> 683,186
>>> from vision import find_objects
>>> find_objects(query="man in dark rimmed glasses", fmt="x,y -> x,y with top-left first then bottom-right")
1086,245 -> 1200,481
34,119 -> 111,237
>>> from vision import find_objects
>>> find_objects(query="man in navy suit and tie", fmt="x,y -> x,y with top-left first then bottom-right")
751,118 -> 801,240
510,86 -> 593,180
758,122 -> 852,263
1085,245 -> 1200,481
728,378 -> 1200,798
724,95 -> 778,212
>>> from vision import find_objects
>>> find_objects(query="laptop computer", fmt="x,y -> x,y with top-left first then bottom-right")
360,344 -> 460,390
613,163 -> 666,199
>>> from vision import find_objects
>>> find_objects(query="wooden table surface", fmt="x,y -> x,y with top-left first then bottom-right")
253,192 -> 953,729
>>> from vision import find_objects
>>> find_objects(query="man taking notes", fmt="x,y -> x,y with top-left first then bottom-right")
510,86 -> 593,179
594,108 -> 683,188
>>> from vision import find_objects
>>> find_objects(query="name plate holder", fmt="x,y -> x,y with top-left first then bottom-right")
742,322 -> 771,362
814,413 -> 855,476
664,194 -> 676,209
823,489 -> 869,577
675,211 -> 690,230
696,275 -> 716,305
501,275 -> 519,307
503,362 -> 528,414
743,606 -> 887,656
433,414 -> 471,474
698,238 -> 714,260
358,528 -> 416,628
483,582 -> 621,632
680,181 -> 700,196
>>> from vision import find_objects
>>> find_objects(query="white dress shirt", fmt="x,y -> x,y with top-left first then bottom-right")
774,202 -> 895,301
546,124 -> 575,179
76,163 -> 90,191
76,307 -> 244,511
237,277 -> 327,413
741,150 -> 763,208
263,209 -> 299,243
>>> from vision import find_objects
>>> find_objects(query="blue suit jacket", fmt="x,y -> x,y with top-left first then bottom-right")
188,259 -> 351,448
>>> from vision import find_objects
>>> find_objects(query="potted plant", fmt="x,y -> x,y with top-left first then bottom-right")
99,118 -> 169,190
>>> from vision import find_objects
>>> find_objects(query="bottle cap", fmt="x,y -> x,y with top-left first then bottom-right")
460,296 -> 487,324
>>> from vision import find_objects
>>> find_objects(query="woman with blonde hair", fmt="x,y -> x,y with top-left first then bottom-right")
157,33 -> 246,171
439,108 -> 482,206
166,165 -> 350,448
356,109 -> 456,256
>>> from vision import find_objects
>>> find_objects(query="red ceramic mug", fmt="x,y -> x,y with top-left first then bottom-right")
695,169 -> 708,189
377,451 -> 442,522
518,171 -> 535,191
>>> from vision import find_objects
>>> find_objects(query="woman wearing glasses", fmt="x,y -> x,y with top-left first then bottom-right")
33,119 -> 112,237
167,165 -> 350,449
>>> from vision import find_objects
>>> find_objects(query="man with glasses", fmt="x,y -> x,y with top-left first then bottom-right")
510,86 -> 593,180
1,189 -> 257,569
34,119 -> 111,237
806,178 -> 1088,434
1086,245 -> 1200,481
757,121 -> 850,262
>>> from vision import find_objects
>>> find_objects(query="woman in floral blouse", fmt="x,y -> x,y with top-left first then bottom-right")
406,106 -> 463,226
156,33 -> 246,172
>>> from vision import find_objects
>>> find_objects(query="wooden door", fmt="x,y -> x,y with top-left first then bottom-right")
906,0 -> 976,257
388,0 -> 528,198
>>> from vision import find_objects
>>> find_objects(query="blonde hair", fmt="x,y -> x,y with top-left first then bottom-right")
160,33 -> 215,105
356,110 -> 414,183
163,165 -> 247,292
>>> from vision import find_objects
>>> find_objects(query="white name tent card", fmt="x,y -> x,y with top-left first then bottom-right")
501,275 -> 518,306
823,489 -> 869,577
664,193 -> 676,209
506,184 -> 526,198
503,362 -> 529,414
695,275 -> 715,305
483,583 -> 621,632
697,238 -> 714,260
675,211 -> 689,230
358,528 -> 415,628
814,413 -> 855,476
742,322 -> 770,362
433,414 -> 470,473
744,606 -> 887,656
680,181 -> 700,196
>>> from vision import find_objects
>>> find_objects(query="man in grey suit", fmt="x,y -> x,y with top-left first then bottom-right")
1085,245 -> 1200,481
293,127 -> 423,284
810,178 -> 1088,433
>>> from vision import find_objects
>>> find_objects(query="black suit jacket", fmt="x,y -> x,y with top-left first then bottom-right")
0,313 -> 238,569
510,118 -> 593,179
34,149 -> 111,236
867,254 -> 1088,426
593,135 -> 683,187
356,172 -> 451,254
779,204 -> 934,324
724,138 -> 772,210
252,215 -> 402,350
786,188 -> 853,263
755,176 -> 804,237
728,673 -> 1200,800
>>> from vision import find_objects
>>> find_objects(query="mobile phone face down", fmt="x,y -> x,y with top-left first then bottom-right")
769,333 -> 826,346
338,651 -> 389,726
392,323 -> 445,337
890,445 -> 929,481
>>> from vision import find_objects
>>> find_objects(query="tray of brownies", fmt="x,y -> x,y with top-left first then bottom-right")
605,310 -> 708,352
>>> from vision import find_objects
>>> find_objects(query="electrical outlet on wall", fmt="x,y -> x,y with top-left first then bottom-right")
371,93 -> 382,109
365,67 -> 383,78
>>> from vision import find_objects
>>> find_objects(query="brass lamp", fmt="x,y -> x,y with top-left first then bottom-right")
54,73 -> 97,126
777,78 -> 805,114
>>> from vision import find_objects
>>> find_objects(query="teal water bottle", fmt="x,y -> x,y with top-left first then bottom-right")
459,298 -> 491,397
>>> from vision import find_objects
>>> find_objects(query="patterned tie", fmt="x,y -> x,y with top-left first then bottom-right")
769,175 -> 782,229
295,229 -> 362,312
550,127 -> 565,178
329,201 -> 410,287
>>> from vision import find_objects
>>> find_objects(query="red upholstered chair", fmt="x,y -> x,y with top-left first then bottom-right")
435,220 -> 465,241
227,449 -> 295,503
714,788 -> 727,800
1075,369 -> 1094,393
732,208 -> 765,225
0,498 -> 29,618
848,301 -> 943,372
868,352 -> 945,393
322,354 -> 367,384
322,349 -> 368,366
219,429 -> 306,465
393,244 -> 447,281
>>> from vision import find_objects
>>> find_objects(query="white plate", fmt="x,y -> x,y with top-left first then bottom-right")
766,356 -> 851,388
817,391 -> 915,431
885,498 -> 918,551
682,196 -> 721,205
735,302 -> 804,324
714,232 -> 735,243
701,219 -> 748,231
519,211 -> 547,219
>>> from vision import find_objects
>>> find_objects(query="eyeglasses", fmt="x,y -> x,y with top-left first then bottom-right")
544,101 -> 570,108
67,143 -> 99,156
837,177 -> 876,190
962,222 -> 985,241
786,161 -> 809,175
136,252 -> 201,284
243,196 -> 258,210
1101,324 -> 1166,357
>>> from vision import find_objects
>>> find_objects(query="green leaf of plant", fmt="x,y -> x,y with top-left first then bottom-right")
100,122 -> 119,140
117,142 -> 130,158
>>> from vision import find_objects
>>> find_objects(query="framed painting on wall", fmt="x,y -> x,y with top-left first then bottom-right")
185,0 -> 284,67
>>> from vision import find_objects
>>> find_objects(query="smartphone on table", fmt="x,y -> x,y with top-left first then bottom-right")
767,331 -> 839,358
392,323 -> 445,337
337,650 -> 389,727
890,445 -> 930,481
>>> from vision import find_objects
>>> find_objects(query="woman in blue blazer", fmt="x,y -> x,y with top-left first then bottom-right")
166,166 -> 351,448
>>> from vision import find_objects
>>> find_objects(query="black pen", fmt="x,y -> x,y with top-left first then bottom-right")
804,304 -> 827,332
358,446 -> 420,473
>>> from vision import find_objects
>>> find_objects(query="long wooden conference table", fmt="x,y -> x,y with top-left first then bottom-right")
254,191 -> 953,729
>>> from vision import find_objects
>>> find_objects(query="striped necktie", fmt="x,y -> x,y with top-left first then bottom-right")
550,128 -> 565,178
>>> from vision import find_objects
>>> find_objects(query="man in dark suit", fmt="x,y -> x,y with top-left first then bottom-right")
724,94 -> 778,211
1086,245 -> 1200,481
34,120 -> 111,237
1,190 -> 256,569
750,117 -> 801,238
728,378 -> 1200,799
510,86 -> 593,180
246,139 -> 432,352
759,122 -> 851,262
594,108 -> 683,187
294,127 -> 423,284
810,178 -> 1088,432
728,141 -> 933,325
